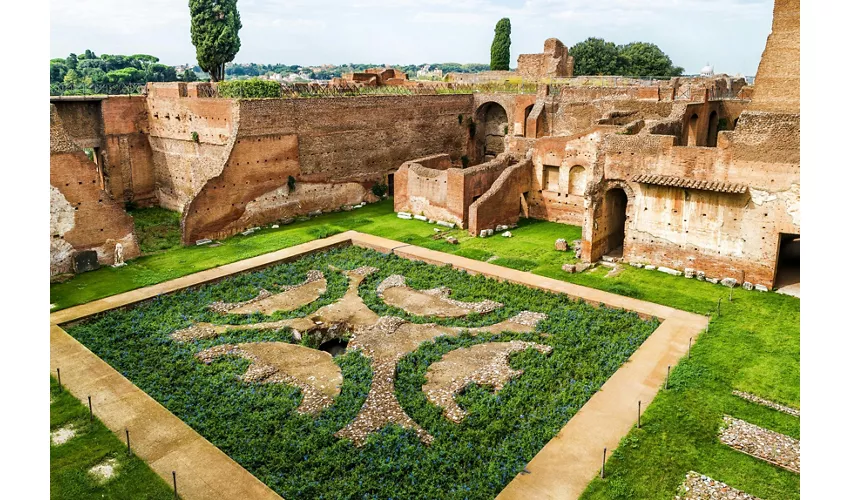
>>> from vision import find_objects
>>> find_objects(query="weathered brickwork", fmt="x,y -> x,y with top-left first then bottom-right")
50,104 -> 140,276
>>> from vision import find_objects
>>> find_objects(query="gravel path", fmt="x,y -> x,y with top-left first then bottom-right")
675,471 -> 761,500
733,390 -> 800,417
719,415 -> 800,473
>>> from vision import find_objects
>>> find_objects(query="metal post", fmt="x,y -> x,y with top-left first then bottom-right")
665,366 -> 671,390
56,368 -> 61,391
126,429 -> 131,456
729,288 -> 733,302
173,471 -> 178,499
717,298 -> 721,317
88,396 -> 93,422
688,337 -> 692,359
601,448 -> 607,478
638,401 -> 641,429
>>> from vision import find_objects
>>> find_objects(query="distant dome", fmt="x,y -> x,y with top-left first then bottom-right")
700,64 -> 714,77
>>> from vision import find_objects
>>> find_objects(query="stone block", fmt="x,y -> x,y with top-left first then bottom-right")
446,237 -> 459,245
271,224 -> 279,229
555,238 -> 568,251
196,239 -> 212,246
742,281 -> 754,291
721,277 -> 738,288
428,219 -> 436,224
309,210 -> 323,216
413,214 -> 428,221
644,265 -> 657,271
575,262 -> 591,273
684,268 -> 695,278
630,262 -> 644,268
437,221 -> 455,228
496,225 -> 508,232
486,229 -> 494,237
696,271 -> 706,281
562,264 -> 576,273
658,266 -> 682,276
479,230 -> 489,238
502,231 -> 512,237
755,284 -> 769,292
706,277 -> 719,284
73,250 -> 100,274
397,213 -> 412,220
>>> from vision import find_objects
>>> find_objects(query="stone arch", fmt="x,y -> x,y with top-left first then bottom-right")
707,110 -> 719,147
475,101 -> 509,162
568,165 -> 587,195
585,180 -> 635,262
687,113 -> 699,146
522,104 -> 534,137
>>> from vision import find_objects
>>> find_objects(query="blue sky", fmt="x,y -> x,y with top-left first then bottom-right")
50,0 -> 774,75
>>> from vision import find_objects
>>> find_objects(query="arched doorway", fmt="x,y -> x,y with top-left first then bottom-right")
707,111 -> 719,147
476,102 -> 508,162
604,188 -> 628,257
687,113 -> 699,146
522,104 -> 534,137
774,233 -> 800,296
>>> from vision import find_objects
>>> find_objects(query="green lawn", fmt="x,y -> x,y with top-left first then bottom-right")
50,377 -> 175,499
128,206 -> 182,255
50,199 -> 580,310
49,198 -> 799,499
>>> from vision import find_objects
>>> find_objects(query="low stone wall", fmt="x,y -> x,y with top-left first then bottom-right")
468,159 -> 532,234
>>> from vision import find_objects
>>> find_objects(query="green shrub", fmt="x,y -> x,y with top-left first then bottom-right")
191,131 -> 199,143
466,117 -> 476,138
461,155 -> 470,168
218,79 -> 282,99
371,182 -> 389,198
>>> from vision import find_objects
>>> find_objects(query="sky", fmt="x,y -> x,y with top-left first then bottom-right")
50,0 -> 775,76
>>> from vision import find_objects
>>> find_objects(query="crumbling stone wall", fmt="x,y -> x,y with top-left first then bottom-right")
750,0 -> 799,113
467,159 -> 532,234
50,104 -> 139,276
176,92 -> 473,242
101,96 -> 157,205
517,38 -> 573,79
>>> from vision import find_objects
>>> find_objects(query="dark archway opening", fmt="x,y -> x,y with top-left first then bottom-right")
476,102 -> 508,162
523,104 -> 534,137
319,339 -> 348,357
774,233 -> 800,295
604,188 -> 628,257
707,111 -> 719,147
387,173 -> 395,197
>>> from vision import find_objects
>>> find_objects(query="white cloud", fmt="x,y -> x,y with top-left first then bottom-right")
50,0 -> 774,74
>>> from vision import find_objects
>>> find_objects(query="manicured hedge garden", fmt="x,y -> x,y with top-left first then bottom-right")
67,246 -> 659,499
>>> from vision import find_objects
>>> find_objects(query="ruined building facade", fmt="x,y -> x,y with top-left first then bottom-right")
50,0 -> 799,290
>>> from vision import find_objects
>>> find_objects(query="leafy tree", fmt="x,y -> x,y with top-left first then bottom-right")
617,42 -> 683,77
50,61 -> 68,83
63,69 -> 79,84
65,53 -> 78,71
181,69 -> 199,82
490,18 -> 511,71
570,38 -> 620,76
570,37 -> 684,77
189,0 -> 242,82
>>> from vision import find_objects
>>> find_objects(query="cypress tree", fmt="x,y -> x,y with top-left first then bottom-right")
490,18 -> 511,71
189,0 -> 242,82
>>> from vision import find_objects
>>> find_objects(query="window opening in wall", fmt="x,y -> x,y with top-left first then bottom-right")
544,165 -> 560,192
568,166 -> 586,194
604,188 -> 628,257
522,104 -> 534,137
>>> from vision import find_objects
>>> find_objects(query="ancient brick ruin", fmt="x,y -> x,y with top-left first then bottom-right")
50,0 -> 799,289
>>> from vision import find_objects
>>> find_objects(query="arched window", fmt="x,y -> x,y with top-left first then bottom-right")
568,166 -> 586,194
707,111 -> 719,147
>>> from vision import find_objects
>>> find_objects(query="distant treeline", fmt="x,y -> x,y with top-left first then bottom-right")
50,50 -> 196,85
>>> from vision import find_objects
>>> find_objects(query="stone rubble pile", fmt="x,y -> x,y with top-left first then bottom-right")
719,415 -> 800,473
675,471 -> 761,500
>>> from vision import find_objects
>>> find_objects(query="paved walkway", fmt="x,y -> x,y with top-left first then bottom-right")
51,231 -> 708,500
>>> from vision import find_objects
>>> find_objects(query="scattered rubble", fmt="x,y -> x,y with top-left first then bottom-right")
675,471 -> 761,500
555,239 -> 568,251
719,415 -> 800,473
50,424 -> 76,446
733,390 -> 800,417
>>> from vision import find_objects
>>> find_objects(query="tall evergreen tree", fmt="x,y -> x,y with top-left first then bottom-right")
490,18 -> 511,71
189,0 -> 242,82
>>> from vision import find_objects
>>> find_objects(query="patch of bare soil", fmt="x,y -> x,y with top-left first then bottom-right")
88,457 -> 119,483
377,274 -> 502,317
423,340 -> 553,422
50,424 -> 76,446
196,342 -> 342,414
210,271 -> 326,314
